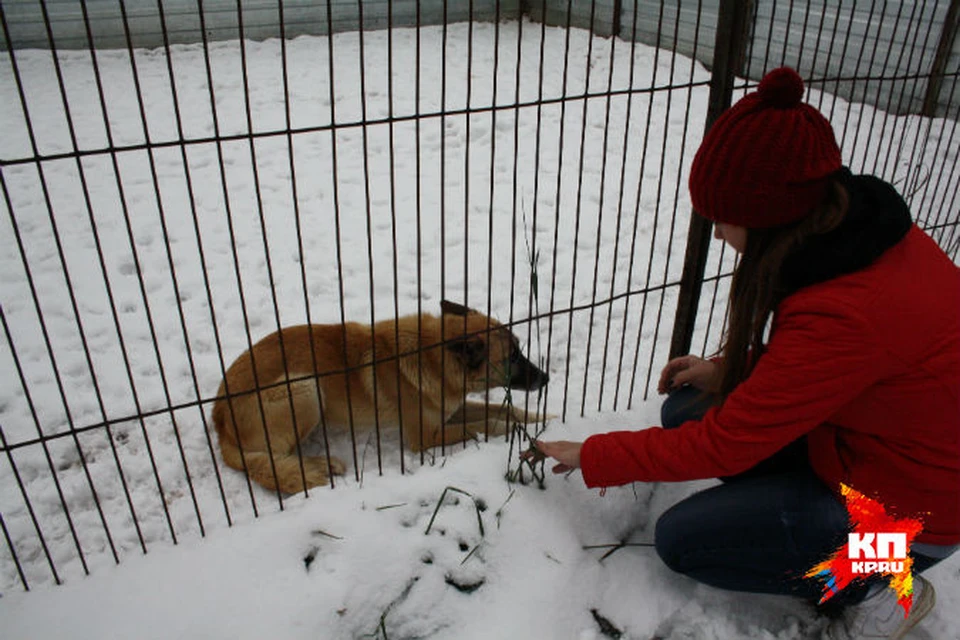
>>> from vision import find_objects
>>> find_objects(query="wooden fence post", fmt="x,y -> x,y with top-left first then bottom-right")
668,0 -> 754,360
922,0 -> 960,117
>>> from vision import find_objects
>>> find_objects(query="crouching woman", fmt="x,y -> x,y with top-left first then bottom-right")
532,68 -> 960,640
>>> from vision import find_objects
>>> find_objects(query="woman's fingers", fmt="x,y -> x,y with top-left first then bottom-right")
671,365 -> 699,388
529,440 -> 582,471
659,355 -> 718,393
658,355 -> 694,393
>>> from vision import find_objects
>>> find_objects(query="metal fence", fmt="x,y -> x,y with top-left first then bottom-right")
1,0 -> 958,592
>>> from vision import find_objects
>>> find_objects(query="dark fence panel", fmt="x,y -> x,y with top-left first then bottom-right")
3,1 -> 958,118
0,0 -> 522,48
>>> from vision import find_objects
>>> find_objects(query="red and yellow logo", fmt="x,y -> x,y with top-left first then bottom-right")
806,484 -> 923,616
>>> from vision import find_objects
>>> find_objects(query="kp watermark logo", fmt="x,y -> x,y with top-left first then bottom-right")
848,532 -> 907,575
806,484 -> 923,616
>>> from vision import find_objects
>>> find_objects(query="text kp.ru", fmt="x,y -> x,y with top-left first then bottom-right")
848,532 -> 907,574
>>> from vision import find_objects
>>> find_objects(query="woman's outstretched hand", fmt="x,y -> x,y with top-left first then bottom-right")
657,355 -> 719,394
522,440 -> 583,474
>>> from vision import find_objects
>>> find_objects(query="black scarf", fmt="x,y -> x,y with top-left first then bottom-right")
780,167 -> 913,295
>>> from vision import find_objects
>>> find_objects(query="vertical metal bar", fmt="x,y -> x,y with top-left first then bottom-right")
234,0 -> 300,504
386,0 -> 405,470
0,505 -> 30,590
504,1 -> 528,440
323,0 -> 361,481
598,0 -> 643,411
508,1 -> 531,354
439,1 -> 449,455
543,0 -> 573,418
814,0 -> 847,114
194,0 -> 262,513
618,0 -> 667,410
415,0 -> 426,463
759,0 -> 779,72
922,0 -> 960,117
880,1 -> 936,178
277,0 -> 325,492
793,0 -> 812,74
582,0 -> 621,414
79,0 -> 182,541
481,0 -> 503,441
779,0 -> 796,67
462,0 -> 474,446
355,0 -> 384,475
837,0 -> 883,159
805,2 -> 833,106
612,0 -> 623,37
668,0 -> 754,361
561,0 -> 599,419
515,0 -> 547,428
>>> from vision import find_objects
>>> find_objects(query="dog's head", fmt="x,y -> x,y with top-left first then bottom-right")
441,300 -> 549,392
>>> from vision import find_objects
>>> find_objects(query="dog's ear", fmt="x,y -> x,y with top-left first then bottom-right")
440,300 -> 475,316
446,337 -> 486,370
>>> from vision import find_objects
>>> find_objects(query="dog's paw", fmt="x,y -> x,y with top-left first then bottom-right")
508,407 -> 555,424
467,422 -> 507,440
300,456 -> 347,487
327,456 -> 347,476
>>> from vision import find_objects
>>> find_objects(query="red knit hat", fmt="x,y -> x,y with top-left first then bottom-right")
689,67 -> 843,228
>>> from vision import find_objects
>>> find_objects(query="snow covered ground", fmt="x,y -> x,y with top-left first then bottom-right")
1,19 -> 958,640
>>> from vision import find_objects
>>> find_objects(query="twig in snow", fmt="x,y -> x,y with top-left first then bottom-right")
460,543 -> 483,565
495,489 -> 516,529
590,608 -> 623,639
505,203 -> 550,489
363,576 -> 419,640
375,503 -> 407,512
583,540 -> 656,561
312,528 -> 344,540
424,486 -> 485,538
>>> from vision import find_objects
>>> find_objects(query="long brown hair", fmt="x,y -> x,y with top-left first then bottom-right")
715,179 -> 850,400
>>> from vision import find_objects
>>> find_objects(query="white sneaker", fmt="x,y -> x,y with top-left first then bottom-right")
822,575 -> 936,640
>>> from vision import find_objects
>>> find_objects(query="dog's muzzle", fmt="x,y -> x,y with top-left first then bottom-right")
507,350 -> 549,391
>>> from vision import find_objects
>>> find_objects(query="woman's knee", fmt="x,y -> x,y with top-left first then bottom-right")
660,386 -> 715,429
653,499 -> 700,573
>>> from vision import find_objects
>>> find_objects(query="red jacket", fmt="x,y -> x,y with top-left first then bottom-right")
581,224 -> 960,545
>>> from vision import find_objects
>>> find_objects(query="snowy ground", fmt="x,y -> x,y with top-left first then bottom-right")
1,19 -> 958,640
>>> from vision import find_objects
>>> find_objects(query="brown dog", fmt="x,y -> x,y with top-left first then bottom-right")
212,301 -> 549,493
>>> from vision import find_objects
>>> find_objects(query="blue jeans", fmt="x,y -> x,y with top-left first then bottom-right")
653,386 -> 942,605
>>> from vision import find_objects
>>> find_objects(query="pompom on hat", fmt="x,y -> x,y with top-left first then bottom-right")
688,67 -> 843,229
